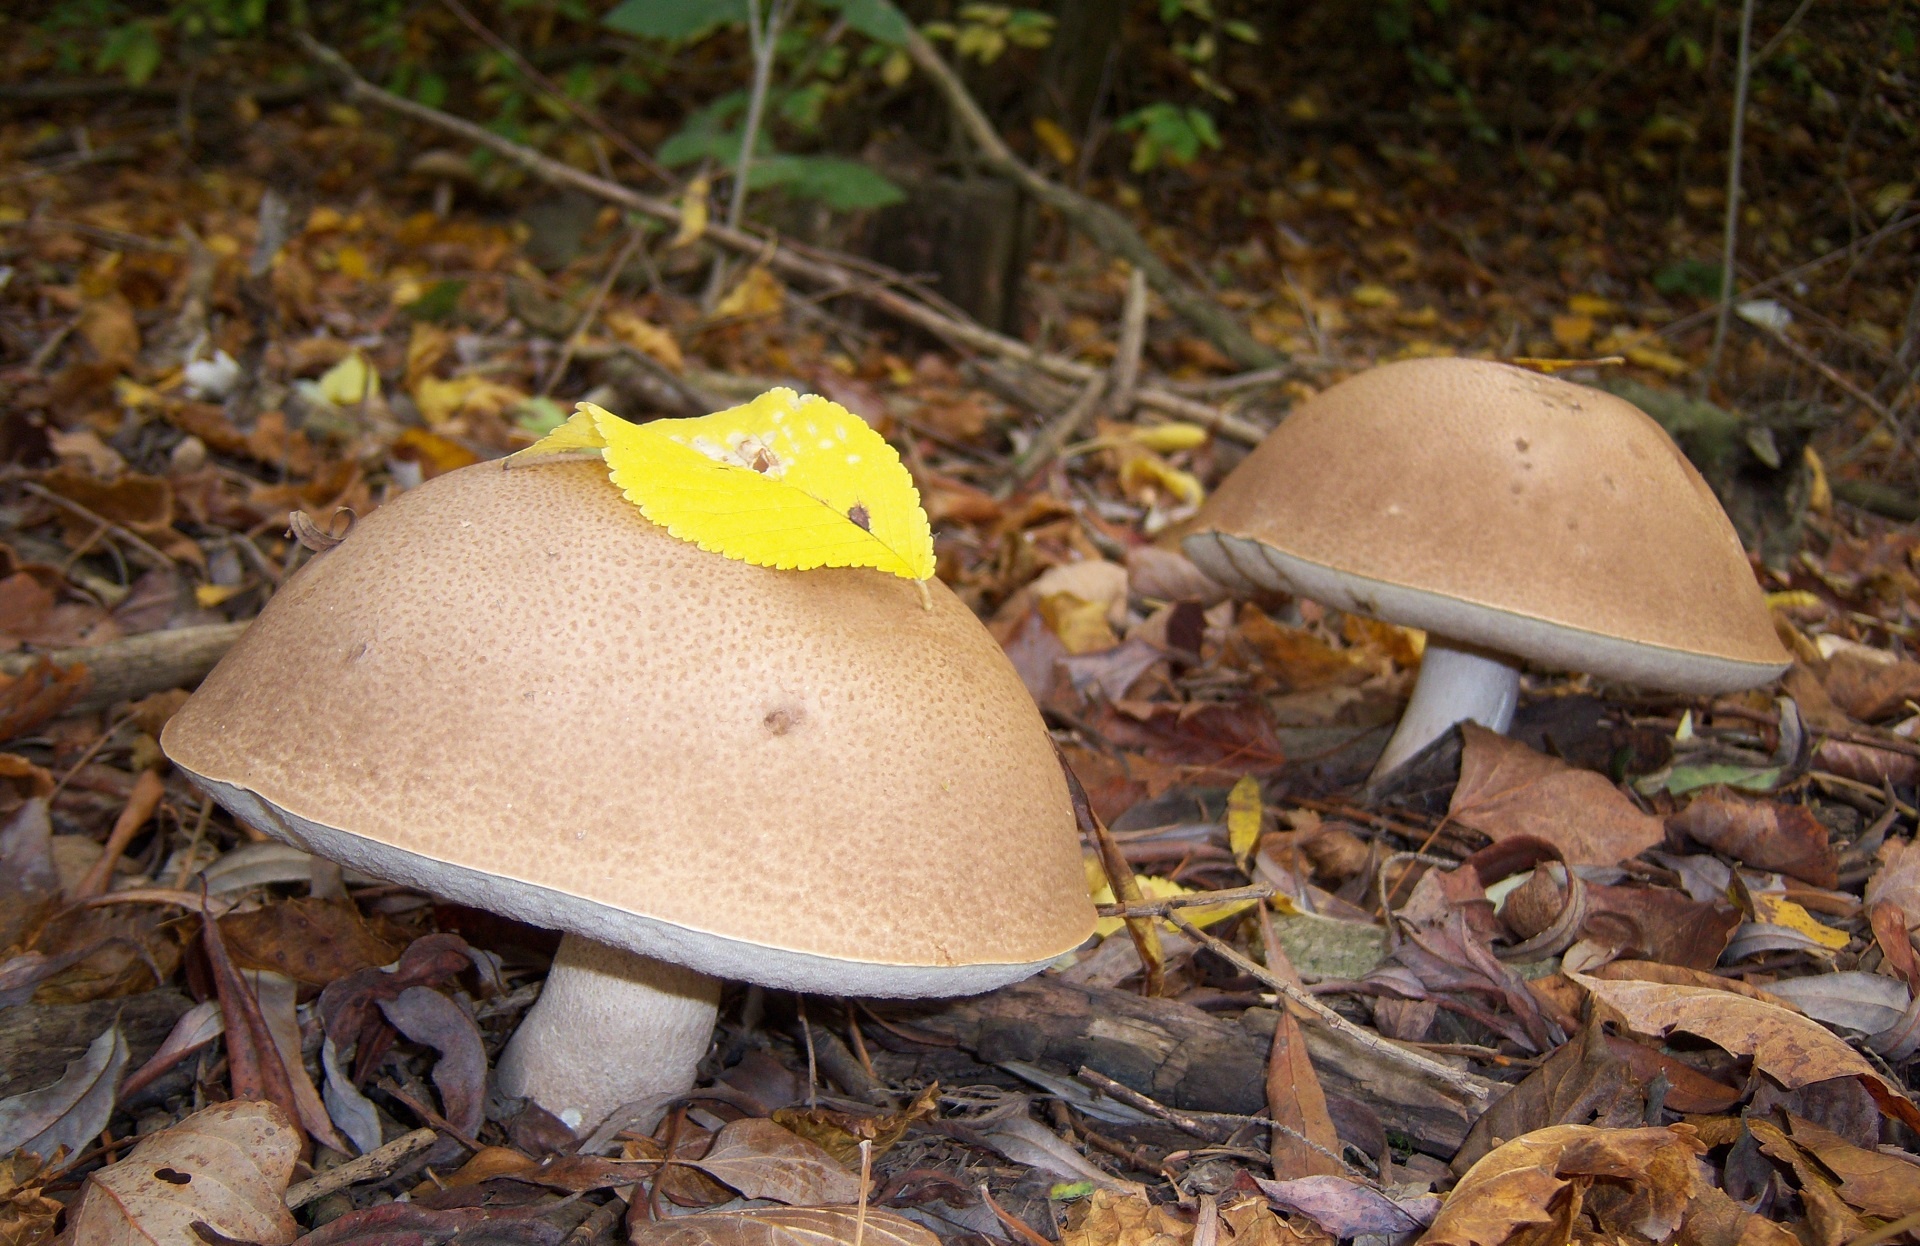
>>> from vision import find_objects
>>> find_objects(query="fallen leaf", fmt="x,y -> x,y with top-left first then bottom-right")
629,1206 -> 938,1246
603,310 -> 684,372
0,795 -> 59,951
0,1023 -> 127,1161
1450,725 -> 1666,866
0,1153 -> 63,1246
378,986 -> 486,1138
675,1117 -> 860,1205
1573,974 -> 1920,1128
64,1100 -> 299,1246
219,899 -> 402,988
316,350 -> 380,405
512,394 -> 934,581
1255,1175 -> 1436,1238
1237,606 -> 1372,691
1667,788 -> 1837,887
298,1201 -> 562,1246
712,266 -> 785,319
1764,972 -> 1910,1035
1228,775 -> 1262,863
1452,1023 -> 1644,1175
1426,1125 -> 1703,1246
1784,1112 -> 1920,1218
1820,641 -> 1920,721
1061,1188 -> 1192,1246
201,909 -> 301,1140
412,374 -> 527,429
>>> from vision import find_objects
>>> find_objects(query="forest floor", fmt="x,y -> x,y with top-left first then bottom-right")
3,7 -> 1920,1246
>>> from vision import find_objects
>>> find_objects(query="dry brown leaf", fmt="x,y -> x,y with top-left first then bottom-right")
1667,789 -> 1838,887
1450,725 -> 1665,866
1822,644 -> 1920,721
1237,605 -> 1372,692
0,1024 -> 127,1162
64,1099 -> 299,1246
219,898 -> 403,987
1784,1112 -> 1920,1218
689,1117 -> 862,1206
1426,1124 -> 1703,1246
1747,1119 -> 1867,1246
628,1205 -> 938,1246
1452,1024 -> 1643,1175
1679,1184 -> 1800,1246
1572,974 -> 1920,1128
1062,1188 -> 1192,1246
1865,837 -> 1920,929
0,1154 -> 63,1246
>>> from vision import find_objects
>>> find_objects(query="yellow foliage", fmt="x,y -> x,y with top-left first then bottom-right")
510,391 -> 935,582
412,374 -> 527,429
1751,894 -> 1849,950
603,310 -> 685,373
316,351 -> 379,405
671,173 -> 710,248
714,266 -> 785,320
1228,774 -> 1262,864
1129,422 -> 1209,453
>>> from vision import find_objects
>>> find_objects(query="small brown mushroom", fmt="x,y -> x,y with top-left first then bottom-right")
1182,357 -> 1788,780
163,459 -> 1095,1133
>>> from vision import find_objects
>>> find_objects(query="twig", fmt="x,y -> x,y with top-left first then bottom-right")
542,227 -> 647,395
436,0 -> 670,184
997,373 -> 1106,498
1164,912 -> 1491,1100
1075,1067 -> 1225,1141
1739,317 -> 1918,460
1662,212 -> 1920,340
19,481 -> 175,570
376,1076 -> 485,1153
1095,883 -> 1272,920
1704,0 -> 1759,390
1059,743 -> 1164,995
294,35 -> 1269,444
1106,265 -> 1149,419
0,216 -> 182,253
728,0 -> 793,230
284,1128 -> 438,1209
0,620 -> 250,714
977,1185 -> 1053,1246
1753,0 -> 1819,67
895,20 -> 1279,371
72,769 -> 167,899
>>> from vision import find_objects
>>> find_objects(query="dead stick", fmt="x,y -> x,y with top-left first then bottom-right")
1096,883 -> 1272,920
0,620 -> 249,713
1075,1067 -> 1225,1141
19,481 -> 174,569
292,34 -> 1270,447
1055,744 -> 1163,995
997,373 -> 1106,498
1164,912 -> 1490,1099
1106,265 -> 1149,418
73,768 -> 167,899
284,1128 -> 438,1209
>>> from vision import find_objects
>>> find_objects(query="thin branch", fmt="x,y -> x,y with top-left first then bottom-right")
1106,265 -> 1149,419
1705,0 -> 1758,390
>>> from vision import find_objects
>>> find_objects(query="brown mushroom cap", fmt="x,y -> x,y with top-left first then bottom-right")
1183,357 -> 1788,692
162,459 -> 1094,995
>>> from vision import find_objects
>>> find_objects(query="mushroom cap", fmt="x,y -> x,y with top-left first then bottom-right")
162,460 -> 1094,996
1182,357 -> 1788,693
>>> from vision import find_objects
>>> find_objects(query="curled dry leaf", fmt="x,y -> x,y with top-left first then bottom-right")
1449,725 -> 1666,867
0,1153 -> 64,1246
627,1205 -> 939,1246
1255,1175 -> 1437,1238
64,1099 -> 299,1246
0,1023 -> 127,1162
1572,974 -> 1920,1129
1666,788 -> 1838,887
377,985 -> 486,1138
687,1117 -> 863,1206
1426,1125 -> 1703,1246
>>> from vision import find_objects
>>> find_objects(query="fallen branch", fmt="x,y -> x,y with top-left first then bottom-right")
1096,883 -> 1273,920
285,1128 -> 438,1209
294,35 -> 1274,447
896,20 -> 1281,372
0,621 -> 249,713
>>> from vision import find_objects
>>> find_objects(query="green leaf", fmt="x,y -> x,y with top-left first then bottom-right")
603,0 -> 745,40
97,21 -> 161,87
823,0 -> 909,45
753,156 -> 904,209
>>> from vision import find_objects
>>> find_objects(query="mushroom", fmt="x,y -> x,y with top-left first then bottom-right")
162,459 -> 1095,1133
1180,357 -> 1789,781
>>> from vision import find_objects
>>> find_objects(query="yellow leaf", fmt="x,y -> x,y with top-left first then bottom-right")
880,49 -> 912,88
1626,344 -> 1692,376
1567,294 -> 1618,317
412,374 -> 527,429
521,392 -> 934,581
1804,444 -> 1831,516
335,244 -> 373,281
317,350 -> 379,405
1349,283 -> 1398,308
1089,873 -> 1255,938
1551,314 -> 1595,348
1039,592 -> 1117,655
604,310 -> 685,372
195,583 -> 244,608
1032,116 -> 1077,164
405,322 -> 450,390
1751,894 -> 1850,950
1228,775 -> 1262,863
671,174 -> 710,248
713,266 -> 785,320
1128,422 -> 1209,453
1118,453 -> 1204,507
1766,590 -> 1822,612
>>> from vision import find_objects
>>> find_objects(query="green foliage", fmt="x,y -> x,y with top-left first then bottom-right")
1115,102 -> 1220,173
753,155 -> 903,207
96,18 -> 161,84
603,0 -> 744,41
1653,259 -> 1724,299
921,5 -> 1053,64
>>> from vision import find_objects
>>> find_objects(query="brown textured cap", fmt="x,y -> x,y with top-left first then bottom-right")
1183,357 -> 1788,693
162,460 -> 1094,996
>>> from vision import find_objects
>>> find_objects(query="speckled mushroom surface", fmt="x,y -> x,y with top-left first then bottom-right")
162,459 -> 1094,993
1183,357 -> 1789,692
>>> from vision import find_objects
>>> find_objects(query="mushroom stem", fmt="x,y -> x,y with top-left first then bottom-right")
1370,637 -> 1521,782
496,935 -> 721,1135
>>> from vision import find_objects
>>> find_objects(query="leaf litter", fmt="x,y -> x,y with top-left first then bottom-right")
0,6 -> 1918,1246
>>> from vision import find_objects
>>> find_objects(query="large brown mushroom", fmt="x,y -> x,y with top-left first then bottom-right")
1181,357 -> 1789,780
162,459 -> 1095,1133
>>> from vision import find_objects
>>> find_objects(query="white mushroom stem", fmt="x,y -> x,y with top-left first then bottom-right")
496,935 -> 721,1135
1370,637 -> 1522,782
